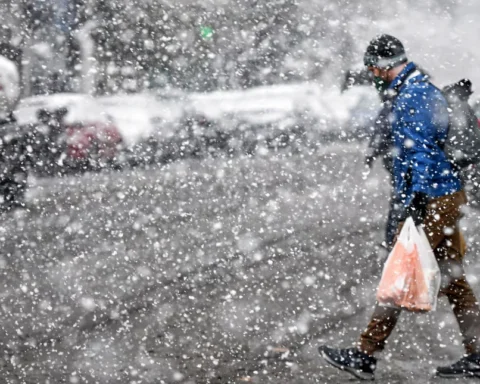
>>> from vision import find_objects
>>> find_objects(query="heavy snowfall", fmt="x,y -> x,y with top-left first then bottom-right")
0,1 -> 480,383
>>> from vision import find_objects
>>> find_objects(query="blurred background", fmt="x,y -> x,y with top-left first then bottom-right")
0,0 -> 479,202
2,2 -> 480,382
0,0 -> 478,97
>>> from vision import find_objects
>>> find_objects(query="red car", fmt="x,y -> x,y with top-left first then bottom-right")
66,121 -> 122,165
15,93 -> 123,172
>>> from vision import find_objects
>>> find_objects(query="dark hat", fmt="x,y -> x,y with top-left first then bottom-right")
364,34 -> 408,69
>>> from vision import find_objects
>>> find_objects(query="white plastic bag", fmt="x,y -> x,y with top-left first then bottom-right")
376,217 -> 441,312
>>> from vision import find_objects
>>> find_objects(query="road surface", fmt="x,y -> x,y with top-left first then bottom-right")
1,142 -> 480,383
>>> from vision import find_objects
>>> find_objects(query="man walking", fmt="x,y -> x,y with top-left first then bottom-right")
319,34 -> 480,380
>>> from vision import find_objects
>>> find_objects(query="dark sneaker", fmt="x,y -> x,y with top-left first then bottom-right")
319,345 -> 376,381
436,354 -> 480,378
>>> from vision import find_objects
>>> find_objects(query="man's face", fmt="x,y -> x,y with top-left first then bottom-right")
367,66 -> 392,94
367,66 -> 389,81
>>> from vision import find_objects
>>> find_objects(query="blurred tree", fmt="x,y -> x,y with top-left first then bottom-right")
3,0 -> 457,95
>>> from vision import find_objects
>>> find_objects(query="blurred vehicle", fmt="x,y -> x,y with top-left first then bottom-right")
66,120 -> 122,171
126,112 -> 231,167
221,110 -> 310,155
104,82 -> 382,169
14,93 -> 123,174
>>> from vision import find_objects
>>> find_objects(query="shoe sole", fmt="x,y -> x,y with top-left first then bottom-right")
320,348 -> 374,381
436,371 -> 480,379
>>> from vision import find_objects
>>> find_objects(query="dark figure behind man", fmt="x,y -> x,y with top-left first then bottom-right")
0,112 -> 28,211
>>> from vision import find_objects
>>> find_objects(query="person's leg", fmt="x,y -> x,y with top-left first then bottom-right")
357,304 -> 401,355
320,294 -> 399,379
436,244 -> 480,377
423,191 -> 480,352
422,191 -> 480,377
434,225 -> 480,354
439,254 -> 480,353
359,191 -> 404,355
359,190 -> 475,356
320,190 -> 479,379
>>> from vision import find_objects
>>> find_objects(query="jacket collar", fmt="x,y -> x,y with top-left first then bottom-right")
388,62 -> 418,90
382,62 -> 423,103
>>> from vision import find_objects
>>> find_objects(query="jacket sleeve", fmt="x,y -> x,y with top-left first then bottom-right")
396,89 -> 449,195
368,105 -> 392,158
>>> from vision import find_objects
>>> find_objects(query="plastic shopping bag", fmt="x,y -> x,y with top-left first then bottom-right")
376,217 -> 441,312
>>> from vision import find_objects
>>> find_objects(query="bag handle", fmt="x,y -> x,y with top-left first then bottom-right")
398,217 -> 417,251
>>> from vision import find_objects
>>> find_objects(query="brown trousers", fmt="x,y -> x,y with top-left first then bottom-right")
358,190 -> 480,356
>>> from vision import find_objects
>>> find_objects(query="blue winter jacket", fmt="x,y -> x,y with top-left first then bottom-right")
388,62 -> 462,206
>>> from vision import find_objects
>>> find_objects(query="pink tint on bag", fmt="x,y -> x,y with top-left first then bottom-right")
377,242 -> 432,312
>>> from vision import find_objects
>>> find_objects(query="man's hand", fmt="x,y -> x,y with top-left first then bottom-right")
406,192 -> 429,226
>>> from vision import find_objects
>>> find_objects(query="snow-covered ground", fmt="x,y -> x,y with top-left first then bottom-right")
0,140 -> 479,383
